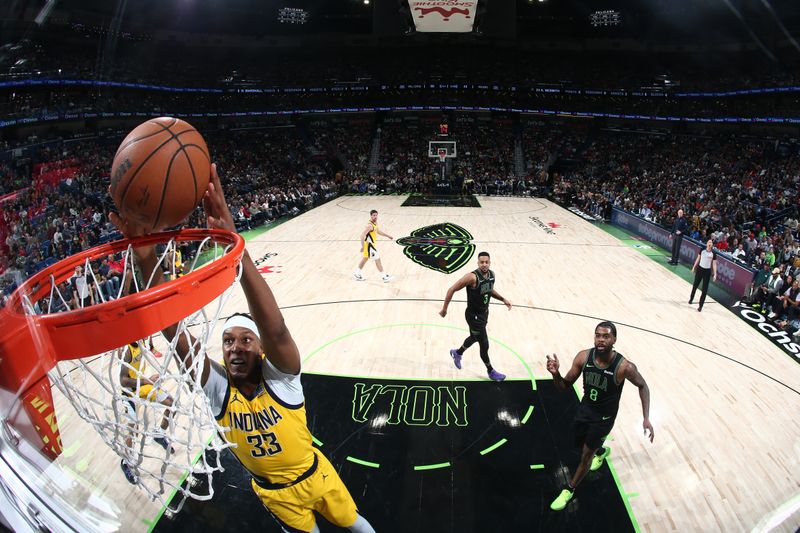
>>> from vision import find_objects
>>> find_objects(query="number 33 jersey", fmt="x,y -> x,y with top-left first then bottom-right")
204,358 -> 315,484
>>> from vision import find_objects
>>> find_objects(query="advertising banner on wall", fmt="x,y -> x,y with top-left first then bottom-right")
611,208 -> 755,298
407,1 -> 478,32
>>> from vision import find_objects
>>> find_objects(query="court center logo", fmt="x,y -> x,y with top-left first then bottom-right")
396,222 -> 475,274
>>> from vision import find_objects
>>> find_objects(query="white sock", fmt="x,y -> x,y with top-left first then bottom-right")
347,514 -> 376,533
356,268 -> 362,275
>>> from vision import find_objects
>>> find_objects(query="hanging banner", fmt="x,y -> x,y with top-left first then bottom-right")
407,0 -> 478,32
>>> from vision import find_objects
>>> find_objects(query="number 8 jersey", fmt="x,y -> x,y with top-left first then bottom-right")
580,348 -> 626,420
204,357 -> 315,485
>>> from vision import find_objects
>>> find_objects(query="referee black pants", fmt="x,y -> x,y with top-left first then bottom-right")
690,266 -> 712,310
670,233 -> 683,263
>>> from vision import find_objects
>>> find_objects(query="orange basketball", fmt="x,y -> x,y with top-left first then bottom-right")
110,117 -> 210,232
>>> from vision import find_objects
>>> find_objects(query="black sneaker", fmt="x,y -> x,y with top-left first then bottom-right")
121,460 -> 138,484
154,436 -> 175,454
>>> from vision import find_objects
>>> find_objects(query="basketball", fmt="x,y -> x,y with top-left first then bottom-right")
110,117 -> 210,232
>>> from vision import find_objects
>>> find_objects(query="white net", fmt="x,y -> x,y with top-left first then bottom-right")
21,234 -> 240,513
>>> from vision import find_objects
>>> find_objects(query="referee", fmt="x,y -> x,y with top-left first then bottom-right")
689,239 -> 717,312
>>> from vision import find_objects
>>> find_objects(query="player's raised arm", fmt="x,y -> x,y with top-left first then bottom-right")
108,210 -> 208,383
204,164 -> 301,375
547,350 -> 587,391
439,272 -> 475,317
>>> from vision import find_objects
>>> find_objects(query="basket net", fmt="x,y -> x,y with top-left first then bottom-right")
19,233 -> 241,513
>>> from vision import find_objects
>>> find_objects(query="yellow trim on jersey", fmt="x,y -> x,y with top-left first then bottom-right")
217,380 -> 315,484
362,222 -> 377,258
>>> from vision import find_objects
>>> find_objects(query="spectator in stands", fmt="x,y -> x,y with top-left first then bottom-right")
731,243 -> 746,261
756,267 -> 784,312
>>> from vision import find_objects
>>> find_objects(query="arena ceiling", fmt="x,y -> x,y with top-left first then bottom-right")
3,0 -> 800,44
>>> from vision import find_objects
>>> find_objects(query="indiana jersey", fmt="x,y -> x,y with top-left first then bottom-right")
215,379 -> 315,484
362,222 -> 378,258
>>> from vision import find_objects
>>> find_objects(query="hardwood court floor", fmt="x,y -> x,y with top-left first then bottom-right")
48,195 -> 800,532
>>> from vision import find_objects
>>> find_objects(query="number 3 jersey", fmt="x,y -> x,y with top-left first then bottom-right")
203,357 -> 315,484
466,268 -> 494,316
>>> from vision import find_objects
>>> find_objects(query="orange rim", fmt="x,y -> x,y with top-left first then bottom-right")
0,228 -> 244,394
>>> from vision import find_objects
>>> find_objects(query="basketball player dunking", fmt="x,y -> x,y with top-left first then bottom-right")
354,209 -> 393,282
111,164 -> 375,533
545,321 -> 654,511
439,252 -> 512,381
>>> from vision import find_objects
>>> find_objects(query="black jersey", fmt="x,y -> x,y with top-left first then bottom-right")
580,348 -> 625,418
466,269 -> 494,315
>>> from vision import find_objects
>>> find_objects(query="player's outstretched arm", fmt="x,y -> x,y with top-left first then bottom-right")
204,164 -> 301,375
623,360 -> 654,443
108,211 -> 206,384
439,272 -> 474,317
546,350 -> 586,391
377,229 -> 393,240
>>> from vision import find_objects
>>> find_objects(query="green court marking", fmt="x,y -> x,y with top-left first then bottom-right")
572,382 -> 583,400
239,218 -> 290,241
529,464 -> 545,470
607,457 -> 642,533
149,435 -> 216,533
626,492 -> 639,498
597,223 -> 731,303
142,519 -> 153,527
413,462 -> 451,471
195,218 -> 288,266
479,438 -> 508,456
311,435 -> 324,447
61,441 -> 81,458
346,456 -> 380,469
303,370 -> 530,382
521,405 -> 534,424
75,456 -> 91,472
303,323 -> 535,390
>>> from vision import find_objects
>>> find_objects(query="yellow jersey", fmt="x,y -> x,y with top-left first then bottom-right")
215,378 -> 314,484
365,222 -> 377,246
127,343 -> 144,379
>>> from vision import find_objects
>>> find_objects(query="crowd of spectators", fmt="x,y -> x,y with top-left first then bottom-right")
0,126 -> 342,306
1,118 -> 799,340
553,130 -> 800,333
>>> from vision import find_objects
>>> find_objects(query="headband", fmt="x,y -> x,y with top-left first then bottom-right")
222,315 -> 260,339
